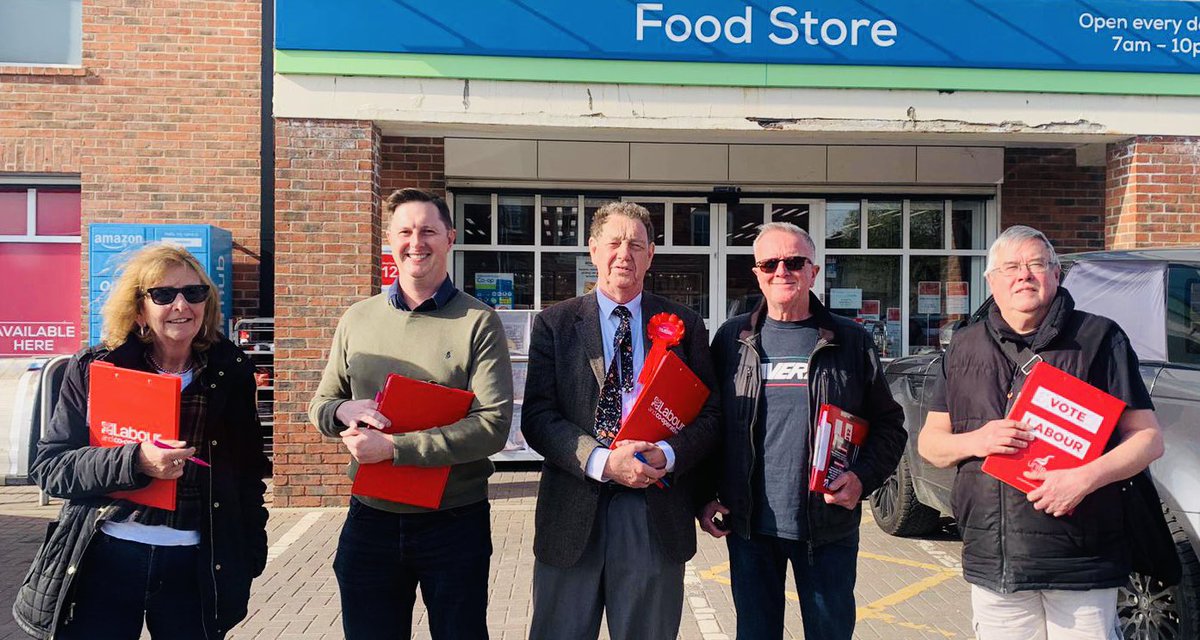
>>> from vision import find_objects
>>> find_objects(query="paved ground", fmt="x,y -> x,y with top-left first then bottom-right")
0,471 -> 973,639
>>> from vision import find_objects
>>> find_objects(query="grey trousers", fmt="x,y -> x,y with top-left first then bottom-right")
529,490 -> 685,640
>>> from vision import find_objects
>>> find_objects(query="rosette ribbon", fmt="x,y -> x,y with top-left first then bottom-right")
640,312 -> 685,386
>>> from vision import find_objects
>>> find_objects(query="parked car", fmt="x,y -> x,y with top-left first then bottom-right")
868,249 -> 1200,639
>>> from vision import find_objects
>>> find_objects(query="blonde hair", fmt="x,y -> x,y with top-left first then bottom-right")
100,243 -> 221,351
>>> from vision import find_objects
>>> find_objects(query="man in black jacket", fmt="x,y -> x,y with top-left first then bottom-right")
918,225 -> 1164,639
700,222 -> 906,640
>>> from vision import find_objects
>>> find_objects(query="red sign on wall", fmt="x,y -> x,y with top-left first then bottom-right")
0,243 -> 82,357
382,248 -> 397,288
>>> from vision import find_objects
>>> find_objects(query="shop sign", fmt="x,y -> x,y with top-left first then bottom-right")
917,281 -> 941,314
279,0 -> 1200,75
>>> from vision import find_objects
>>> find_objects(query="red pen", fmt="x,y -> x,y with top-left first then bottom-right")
152,439 -> 211,468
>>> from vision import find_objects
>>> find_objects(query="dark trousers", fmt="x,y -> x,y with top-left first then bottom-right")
57,532 -> 211,640
727,531 -> 859,640
529,490 -> 684,640
333,498 -> 492,640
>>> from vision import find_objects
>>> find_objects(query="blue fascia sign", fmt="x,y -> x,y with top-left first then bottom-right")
277,0 -> 1200,74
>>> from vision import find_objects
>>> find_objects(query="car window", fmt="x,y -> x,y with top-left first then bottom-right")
1166,265 -> 1200,366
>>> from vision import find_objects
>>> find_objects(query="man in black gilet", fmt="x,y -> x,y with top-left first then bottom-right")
918,225 -> 1163,639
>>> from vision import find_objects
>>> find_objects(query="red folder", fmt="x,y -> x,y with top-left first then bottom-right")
88,361 -> 182,511
610,350 -> 710,447
809,404 -> 870,494
982,361 -> 1125,493
350,373 -> 475,509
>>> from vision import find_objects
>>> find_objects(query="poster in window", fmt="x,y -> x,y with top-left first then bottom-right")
497,310 -> 533,356
829,288 -> 862,310
886,307 -> 902,346
475,273 -> 514,309
860,299 -> 880,321
576,256 -> 598,296
946,281 -> 970,314
917,281 -> 941,314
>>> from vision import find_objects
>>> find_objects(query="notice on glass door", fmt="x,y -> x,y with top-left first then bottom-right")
829,288 -> 862,310
946,281 -> 970,314
917,281 -> 941,314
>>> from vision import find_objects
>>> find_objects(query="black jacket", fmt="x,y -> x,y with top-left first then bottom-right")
708,294 -> 906,545
942,289 -> 1139,592
13,336 -> 269,639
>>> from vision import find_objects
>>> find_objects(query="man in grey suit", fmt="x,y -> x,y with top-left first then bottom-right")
522,201 -> 720,640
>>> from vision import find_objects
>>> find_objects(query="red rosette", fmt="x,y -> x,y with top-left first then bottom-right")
640,313 -> 686,385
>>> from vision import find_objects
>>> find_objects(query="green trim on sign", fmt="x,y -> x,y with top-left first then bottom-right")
275,50 -> 1200,97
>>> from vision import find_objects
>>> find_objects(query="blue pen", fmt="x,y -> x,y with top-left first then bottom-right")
634,452 -> 670,489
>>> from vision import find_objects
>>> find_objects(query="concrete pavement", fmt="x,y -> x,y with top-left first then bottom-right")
0,471 -> 974,639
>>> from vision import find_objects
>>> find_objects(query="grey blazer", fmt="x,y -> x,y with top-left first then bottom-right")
522,291 -> 720,568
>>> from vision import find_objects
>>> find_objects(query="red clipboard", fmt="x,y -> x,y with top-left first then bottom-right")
88,361 -> 182,511
610,350 -> 709,447
982,361 -> 1125,493
350,373 -> 475,509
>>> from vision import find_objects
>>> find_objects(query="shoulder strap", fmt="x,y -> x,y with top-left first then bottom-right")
996,337 -> 1043,376
994,337 -> 1044,414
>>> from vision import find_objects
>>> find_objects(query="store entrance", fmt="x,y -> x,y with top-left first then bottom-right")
449,191 -> 994,357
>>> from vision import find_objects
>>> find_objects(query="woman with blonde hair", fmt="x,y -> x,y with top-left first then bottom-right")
14,243 -> 268,640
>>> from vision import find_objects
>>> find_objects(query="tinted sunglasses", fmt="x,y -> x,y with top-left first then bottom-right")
754,256 -> 812,272
143,285 -> 210,305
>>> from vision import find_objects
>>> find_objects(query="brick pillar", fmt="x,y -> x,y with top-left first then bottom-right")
1106,136 -> 1200,249
381,137 -> 446,195
1001,149 -> 1106,253
273,118 -> 381,507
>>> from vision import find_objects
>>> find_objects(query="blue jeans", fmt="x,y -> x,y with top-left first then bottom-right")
57,532 -> 210,640
333,498 -> 492,640
727,531 -> 859,640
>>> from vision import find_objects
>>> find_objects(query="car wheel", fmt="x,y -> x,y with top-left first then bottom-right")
1119,508 -> 1200,639
869,457 -> 941,537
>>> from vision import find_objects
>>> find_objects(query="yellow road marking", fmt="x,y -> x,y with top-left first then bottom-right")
698,552 -> 963,637
858,551 -> 948,572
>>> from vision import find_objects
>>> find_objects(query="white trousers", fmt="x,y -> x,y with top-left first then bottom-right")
971,585 -> 1120,640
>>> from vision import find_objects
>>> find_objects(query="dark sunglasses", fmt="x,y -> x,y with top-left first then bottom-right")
143,285 -> 210,305
754,256 -> 812,272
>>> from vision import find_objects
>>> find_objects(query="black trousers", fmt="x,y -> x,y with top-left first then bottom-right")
57,532 -> 212,640
333,498 -> 493,640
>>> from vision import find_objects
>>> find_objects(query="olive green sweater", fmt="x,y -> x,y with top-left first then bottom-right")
308,290 -> 513,513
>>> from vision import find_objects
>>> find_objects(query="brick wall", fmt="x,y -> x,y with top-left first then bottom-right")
273,118 -> 381,507
1001,148 -> 1107,254
0,0 -> 263,325
380,137 -> 446,196
1106,136 -> 1200,248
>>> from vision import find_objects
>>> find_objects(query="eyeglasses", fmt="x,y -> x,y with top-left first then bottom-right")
142,285 -> 210,305
755,256 -> 812,273
991,260 -> 1052,277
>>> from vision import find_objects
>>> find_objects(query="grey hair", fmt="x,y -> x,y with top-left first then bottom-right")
753,222 -> 817,256
987,225 -> 1060,273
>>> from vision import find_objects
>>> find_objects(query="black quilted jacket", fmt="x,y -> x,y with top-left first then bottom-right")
12,336 -> 269,639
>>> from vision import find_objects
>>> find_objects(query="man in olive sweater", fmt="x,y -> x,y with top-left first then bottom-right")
309,188 -> 513,640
